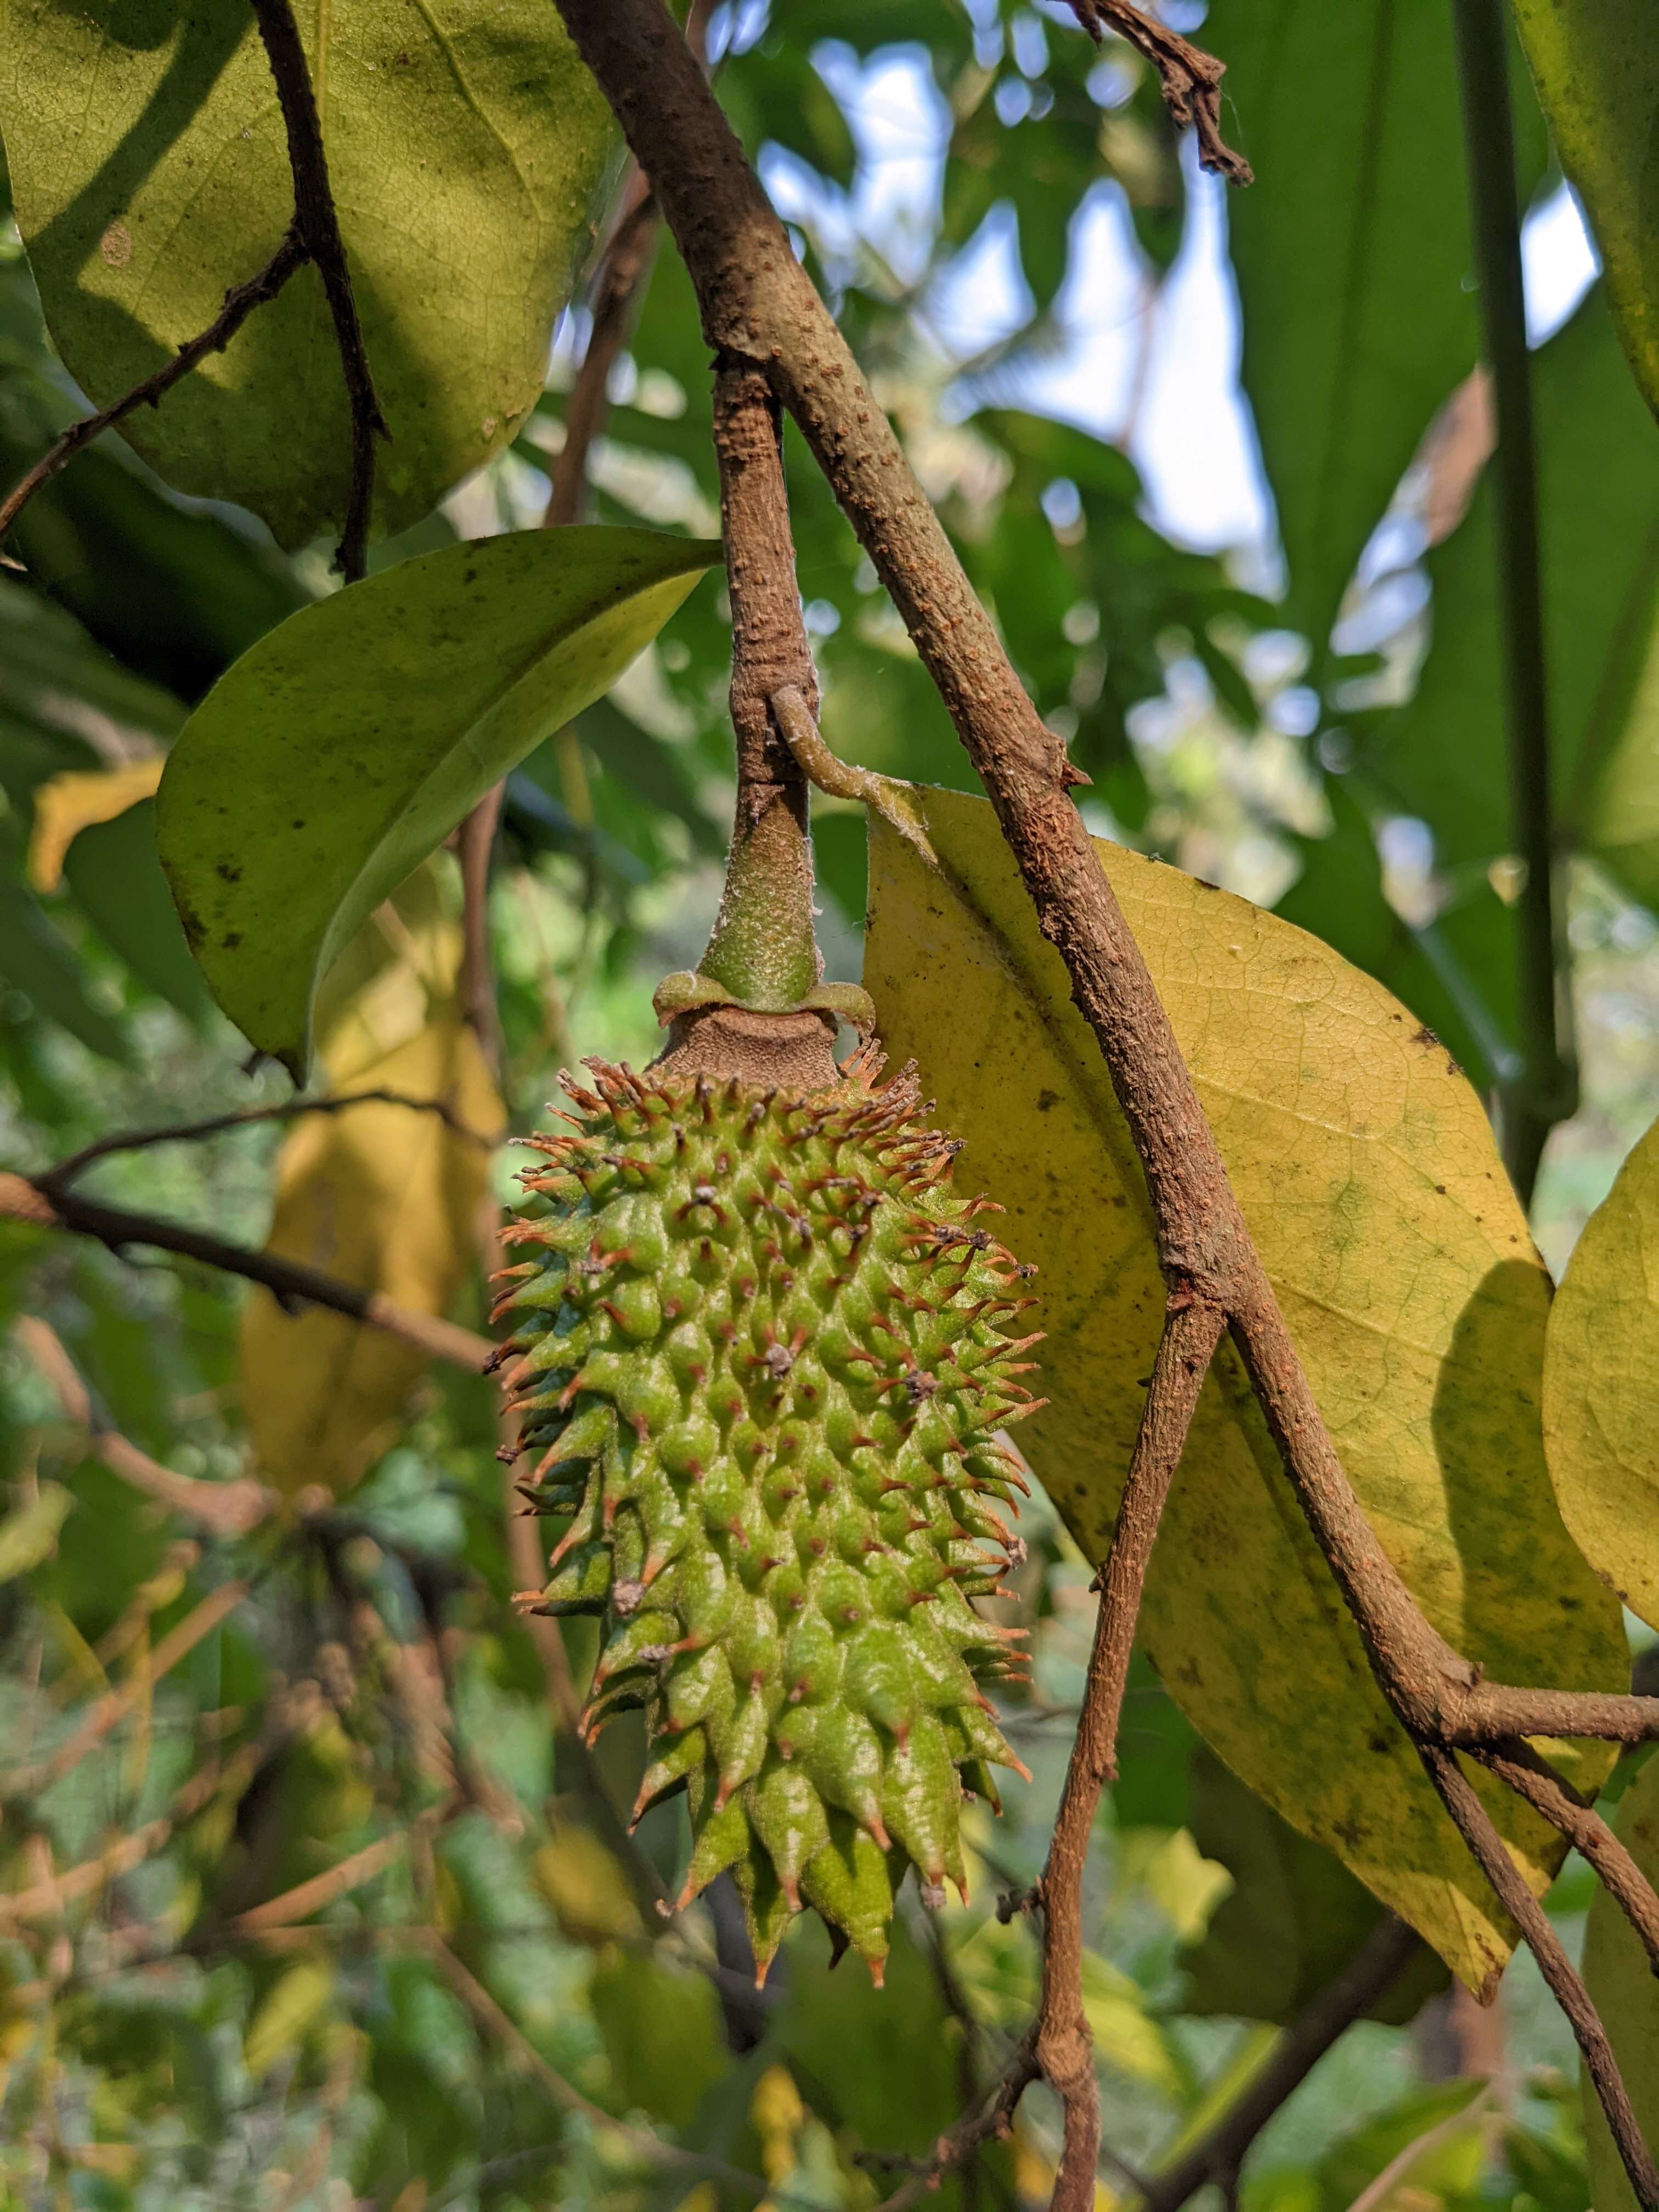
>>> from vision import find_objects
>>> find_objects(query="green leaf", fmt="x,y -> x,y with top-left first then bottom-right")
63,800 -> 213,1024
861,780 -> 1626,1990
1367,292 -> 1659,886
1543,1110 -> 1659,1628
1205,0 -> 1547,655
155,526 -> 718,1078
1578,1753 -> 1659,2212
0,847 -> 132,1062
0,0 -> 620,546
1513,0 -> 1659,420
1180,1744 -> 1447,2027
588,1951 -> 728,2129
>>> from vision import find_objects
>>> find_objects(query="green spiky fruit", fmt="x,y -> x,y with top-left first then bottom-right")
493,1045 -> 1040,1984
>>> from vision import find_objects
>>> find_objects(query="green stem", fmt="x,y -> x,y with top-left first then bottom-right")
695,354 -> 822,1011
1451,0 -> 1577,1206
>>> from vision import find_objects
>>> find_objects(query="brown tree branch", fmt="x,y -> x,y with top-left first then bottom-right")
1,1171 -> 492,1376
1469,1739 -> 1659,1974
14,1316 -> 274,1539
246,0 -> 387,580
543,168 -> 661,529
37,1089 -> 496,1197
1035,1292 -> 1224,2212
1419,1746 -> 1659,2205
546,6 -> 1657,2198
1062,0 -> 1252,184
0,233 -> 308,547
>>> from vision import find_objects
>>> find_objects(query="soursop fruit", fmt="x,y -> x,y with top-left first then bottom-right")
493,1043 -> 1041,1982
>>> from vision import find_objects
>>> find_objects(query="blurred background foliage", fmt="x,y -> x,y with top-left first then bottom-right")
1,0 -> 1656,2205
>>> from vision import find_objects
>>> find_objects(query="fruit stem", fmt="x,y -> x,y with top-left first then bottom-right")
696,354 -> 822,1011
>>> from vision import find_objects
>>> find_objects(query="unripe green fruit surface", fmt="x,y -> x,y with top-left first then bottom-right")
494,1046 -> 1041,1982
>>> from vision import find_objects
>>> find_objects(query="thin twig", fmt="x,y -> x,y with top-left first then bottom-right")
423,1932 -> 770,2197
1343,2083 -> 1494,2212
1062,0 -> 1251,184
5,1583 -> 248,1801
38,1089 -> 496,1196
13,1316 -> 274,1540
1036,1294 -> 1224,2212
543,168 -> 659,529
550,7 -> 1659,2198
1135,1916 -> 1423,2212
867,2040 -> 1040,2212
246,0 -> 387,580
1449,0 -> 1574,1201
0,234 -> 308,546
228,1804 -> 452,1936
1419,1747 -> 1659,2208
0,1172 -> 493,1376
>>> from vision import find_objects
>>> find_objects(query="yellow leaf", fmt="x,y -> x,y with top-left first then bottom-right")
27,759 -> 163,891
1543,1115 -> 1659,1628
531,1820 -> 644,1948
244,1957 -> 334,2079
1582,1753 -> 1659,2212
0,1482 -> 71,1582
751,2063 -> 805,2186
1137,1827 -> 1233,1945
862,784 -> 1624,1991
241,873 -> 501,1497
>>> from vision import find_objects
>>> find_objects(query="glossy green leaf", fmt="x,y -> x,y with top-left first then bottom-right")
1513,0 -> 1659,420
862,780 -> 1625,1990
1368,292 -> 1659,888
1581,1751 -> 1659,2212
1543,1111 -> 1659,1628
0,0 -> 620,546
156,527 -> 717,1078
1206,0 -> 1546,656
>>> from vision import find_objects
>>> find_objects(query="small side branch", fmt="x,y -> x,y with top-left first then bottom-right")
1470,1739 -> 1659,1974
1420,1746 -> 1659,2208
0,233 -> 307,546
247,0 -> 387,580
1036,1293 -> 1224,2212
0,1171 -> 491,1376
868,2040 -> 1041,2212
1063,0 -> 1251,184
543,169 -> 660,528
37,1088 -> 496,1197
14,1316 -> 274,1539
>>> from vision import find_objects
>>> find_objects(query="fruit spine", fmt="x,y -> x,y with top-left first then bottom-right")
493,1045 -> 1041,1982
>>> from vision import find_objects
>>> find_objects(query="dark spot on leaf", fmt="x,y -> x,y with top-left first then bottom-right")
222,932 -> 242,950
1035,1088 -> 1060,1112
1410,1024 -> 1440,1049
216,862 -> 242,884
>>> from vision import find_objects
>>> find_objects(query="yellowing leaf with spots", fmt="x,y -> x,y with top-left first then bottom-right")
1543,1114 -> 1659,1628
862,783 -> 1624,1991
241,868 -> 501,1497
